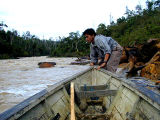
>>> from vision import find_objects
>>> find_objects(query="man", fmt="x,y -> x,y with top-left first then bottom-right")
83,28 -> 123,73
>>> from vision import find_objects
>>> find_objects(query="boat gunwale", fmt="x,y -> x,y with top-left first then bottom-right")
99,69 -> 160,110
0,67 -> 93,120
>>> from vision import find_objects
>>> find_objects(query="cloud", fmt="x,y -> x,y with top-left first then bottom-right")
0,0 -> 146,39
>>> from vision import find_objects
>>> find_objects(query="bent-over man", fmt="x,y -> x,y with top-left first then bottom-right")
83,28 -> 123,73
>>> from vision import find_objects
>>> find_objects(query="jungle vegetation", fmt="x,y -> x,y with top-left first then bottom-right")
0,0 -> 160,59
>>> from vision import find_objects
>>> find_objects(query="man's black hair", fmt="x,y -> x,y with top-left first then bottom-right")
83,28 -> 96,36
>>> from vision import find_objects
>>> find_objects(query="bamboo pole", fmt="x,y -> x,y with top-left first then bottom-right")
71,82 -> 75,120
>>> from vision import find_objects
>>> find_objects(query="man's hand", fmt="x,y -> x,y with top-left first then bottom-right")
97,63 -> 106,70
90,62 -> 94,66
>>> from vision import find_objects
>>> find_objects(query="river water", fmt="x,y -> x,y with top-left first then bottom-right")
0,56 -> 90,113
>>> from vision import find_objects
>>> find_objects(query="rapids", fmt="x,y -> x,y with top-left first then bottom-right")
0,56 -> 90,113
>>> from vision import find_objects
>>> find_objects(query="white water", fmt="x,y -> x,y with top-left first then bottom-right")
0,56 -> 90,113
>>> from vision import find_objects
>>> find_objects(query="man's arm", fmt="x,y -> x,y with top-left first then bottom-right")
104,53 -> 110,63
94,36 -> 111,69
97,53 -> 110,70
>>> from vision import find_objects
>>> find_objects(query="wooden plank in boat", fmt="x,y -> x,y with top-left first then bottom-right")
63,87 -> 82,114
77,90 -> 117,98
70,82 -> 75,120
80,84 -> 109,91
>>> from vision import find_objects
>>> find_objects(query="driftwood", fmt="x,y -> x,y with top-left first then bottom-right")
119,38 -> 160,81
38,62 -> 56,68
70,58 -> 90,65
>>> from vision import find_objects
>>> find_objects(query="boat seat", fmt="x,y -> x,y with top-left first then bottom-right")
75,84 -> 115,118
75,84 -> 117,98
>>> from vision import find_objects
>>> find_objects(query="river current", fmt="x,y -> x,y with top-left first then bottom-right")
0,56 -> 90,113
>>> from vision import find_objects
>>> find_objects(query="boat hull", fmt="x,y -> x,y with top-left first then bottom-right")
0,67 -> 159,120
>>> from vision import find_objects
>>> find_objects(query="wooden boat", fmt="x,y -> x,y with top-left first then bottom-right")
0,67 -> 160,120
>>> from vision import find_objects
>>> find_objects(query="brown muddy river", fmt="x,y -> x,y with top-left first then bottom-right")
0,56 -> 90,113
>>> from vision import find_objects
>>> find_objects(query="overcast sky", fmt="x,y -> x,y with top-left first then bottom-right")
0,0 -> 147,40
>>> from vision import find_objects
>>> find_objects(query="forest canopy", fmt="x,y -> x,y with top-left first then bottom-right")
0,0 -> 160,59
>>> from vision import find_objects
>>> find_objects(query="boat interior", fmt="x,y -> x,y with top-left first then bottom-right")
0,67 -> 160,120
